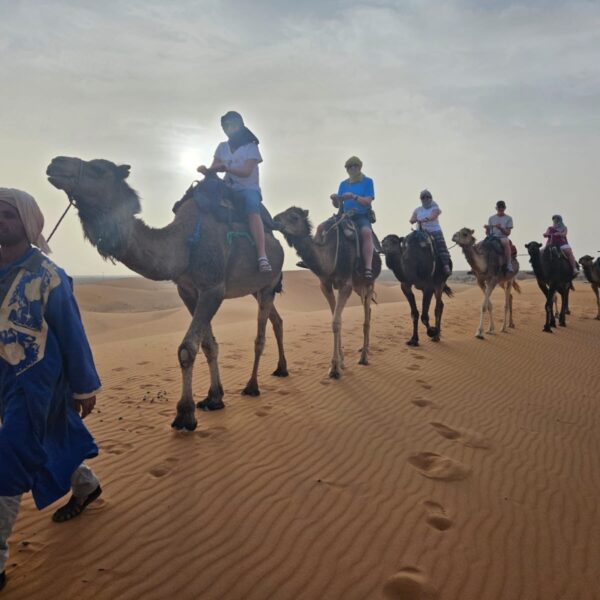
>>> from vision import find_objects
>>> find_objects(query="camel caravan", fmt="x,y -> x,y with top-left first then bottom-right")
44,114 -> 599,431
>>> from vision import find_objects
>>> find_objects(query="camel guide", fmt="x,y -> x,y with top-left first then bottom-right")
0,189 -> 102,593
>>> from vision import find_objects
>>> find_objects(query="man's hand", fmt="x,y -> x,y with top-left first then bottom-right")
330,193 -> 340,208
196,165 -> 209,175
74,396 -> 96,419
342,192 -> 354,200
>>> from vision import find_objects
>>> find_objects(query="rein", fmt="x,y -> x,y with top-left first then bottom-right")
46,159 -> 84,243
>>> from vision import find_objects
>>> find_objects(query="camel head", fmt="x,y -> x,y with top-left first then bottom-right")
579,255 -> 595,269
381,234 -> 404,255
452,228 -> 476,247
46,156 -> 141,258
273,206 -> 312,246
525,241 -> 542,257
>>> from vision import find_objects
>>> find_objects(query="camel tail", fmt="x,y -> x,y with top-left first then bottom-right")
570,282 -> 575,291
512,280 -> 522,294
443,284 -> 453,298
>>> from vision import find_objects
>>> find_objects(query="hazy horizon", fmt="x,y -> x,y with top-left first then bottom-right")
1,0 -> 599,275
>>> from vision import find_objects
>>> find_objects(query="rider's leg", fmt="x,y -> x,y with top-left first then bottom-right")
562,246 -> 578,273
242,189 -> 271,271
501,238 -> 513,271
432,231 -> 451,274
360,225 -> 374,272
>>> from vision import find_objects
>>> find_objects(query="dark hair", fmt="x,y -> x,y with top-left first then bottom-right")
420,189 -> 432,200
220,111 -> 244,127
496,200 -> 506,209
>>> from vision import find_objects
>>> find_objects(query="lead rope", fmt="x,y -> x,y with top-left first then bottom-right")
46,159 -> 83,243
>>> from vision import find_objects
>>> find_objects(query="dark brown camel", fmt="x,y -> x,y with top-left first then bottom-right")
525,241 -> 574,332
273,207 -> 381,378
382,231 -> 453,346
578,255 -> 600,320
46,156 -> 288,431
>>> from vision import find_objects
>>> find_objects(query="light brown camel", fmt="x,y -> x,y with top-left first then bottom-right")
46,156 -> 288,431
273,207 -> 381,378
452,228 -> 521,339
579,255 -> 600,320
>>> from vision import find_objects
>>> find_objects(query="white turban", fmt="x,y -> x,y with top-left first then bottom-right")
0,188 -> 51,254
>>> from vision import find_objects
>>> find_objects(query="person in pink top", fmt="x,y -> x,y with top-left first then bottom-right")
543,214 -> 578,275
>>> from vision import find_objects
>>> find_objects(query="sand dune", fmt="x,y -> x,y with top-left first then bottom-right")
5,272 -> 600,599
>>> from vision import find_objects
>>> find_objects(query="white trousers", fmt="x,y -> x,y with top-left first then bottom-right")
0,463 -> 99,573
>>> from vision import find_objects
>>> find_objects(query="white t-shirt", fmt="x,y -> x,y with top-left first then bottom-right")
488,214 -> 513,238
214,141 -> 262,191
414,201 -> 442,232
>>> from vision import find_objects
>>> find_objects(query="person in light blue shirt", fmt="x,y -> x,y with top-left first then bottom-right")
315,156 -> 376,278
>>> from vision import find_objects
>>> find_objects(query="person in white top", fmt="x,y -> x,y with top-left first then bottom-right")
409,189 -> 451,274
197,111 -> 271,273
484,200 -> 514,272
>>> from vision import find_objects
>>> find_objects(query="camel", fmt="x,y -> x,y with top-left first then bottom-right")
579,255 -> 600,320
381,231 -> 453,346
452,228 -> 521,339
525,242 -> 574,331
46,156 -> 289,431
273,207 -> 381,378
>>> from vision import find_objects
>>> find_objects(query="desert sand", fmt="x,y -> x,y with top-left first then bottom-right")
5,272 -> 600,600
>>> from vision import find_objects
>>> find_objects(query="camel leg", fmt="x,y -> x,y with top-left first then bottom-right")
476,283 -> 492,339
402,282 -> 420,346
320,281 -> 345,369
358,284 -> 373,365
486,290 -> 496,334
243,289 -> 275,396
508,291 -> 515,328
543,285 -> 555,332
268,305 -> 289,377
421,288 -> 438,340
501,282 -> 511,333
431,287 -> 444,342
173,286 -> 224,431
594,284 -> 600,320
329,282 -> 352,379
559,288 -> 568,327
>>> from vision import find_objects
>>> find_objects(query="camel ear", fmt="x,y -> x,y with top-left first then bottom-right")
469,229 -> 474,234
117,164 -> 131,180
302,209 -> 309,218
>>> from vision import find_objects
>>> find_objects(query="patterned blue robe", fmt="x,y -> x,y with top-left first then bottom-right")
0,248 -> 100,509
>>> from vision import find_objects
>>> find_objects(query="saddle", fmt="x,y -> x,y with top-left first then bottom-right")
327,210 -> 382,254
172,176 -> 278,232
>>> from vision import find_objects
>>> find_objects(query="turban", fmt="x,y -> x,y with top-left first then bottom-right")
220,111 -> 244,127
0,188 -> 51,253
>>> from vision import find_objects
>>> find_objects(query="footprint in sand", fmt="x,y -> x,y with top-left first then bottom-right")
406,364 -> 421,371
416,380 -> 433,390
137,361 -> 150,365
423,501 -> 452,531
407,452 -> 470,481
255,405 -> 273,417
411,398 -> 437,409
112,367 -> 125,372
149,458 -> 178,478
382,566 -> 438,600
196,426 -> 227,439
101,440 -> 133,456
430,422 -> 491,449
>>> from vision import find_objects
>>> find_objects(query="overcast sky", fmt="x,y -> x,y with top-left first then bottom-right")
1,0 -> 599,274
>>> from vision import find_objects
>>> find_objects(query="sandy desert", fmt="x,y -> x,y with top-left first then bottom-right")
5,272 -> 600,600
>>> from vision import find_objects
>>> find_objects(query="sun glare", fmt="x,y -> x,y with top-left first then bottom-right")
179,148 -> 200,173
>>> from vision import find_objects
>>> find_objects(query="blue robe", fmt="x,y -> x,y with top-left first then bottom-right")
0,248 -> 100,509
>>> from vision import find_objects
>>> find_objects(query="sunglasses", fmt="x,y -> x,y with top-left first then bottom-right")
346,164 -> 360,169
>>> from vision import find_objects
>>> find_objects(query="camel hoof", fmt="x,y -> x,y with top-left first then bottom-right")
431,336 -> 440,342
406,339 -> 419,347
559,323 -> 566,327
509,323 -> 516,329
171,413 -> 197,431
358,357 -> 369,366
426,327 -> 439,339
475,333 -> 485,340
329,369 -> 341,380
272,366 -> 289,377
543,327 -> 553,333
242,384 -> 261,397
196,398 -> 225,411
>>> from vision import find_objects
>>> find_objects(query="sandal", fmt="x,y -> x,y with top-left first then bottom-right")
52,485 -> 102,523
258,257 -> 272,273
